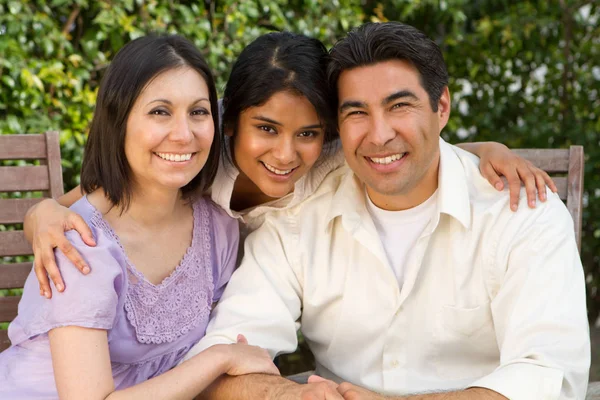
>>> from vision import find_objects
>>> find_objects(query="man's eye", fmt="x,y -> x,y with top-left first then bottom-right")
348,110 -> 366,116
391,103 -> 408,110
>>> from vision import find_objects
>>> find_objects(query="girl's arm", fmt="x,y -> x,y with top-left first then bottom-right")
23,185 -> 93,298
457,141 -> 558,211
49,327 -> 278,400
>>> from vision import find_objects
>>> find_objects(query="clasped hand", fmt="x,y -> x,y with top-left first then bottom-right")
297,375 -> 386,400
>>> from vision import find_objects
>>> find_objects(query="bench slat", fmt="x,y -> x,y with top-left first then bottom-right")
512,149 -> 570,173
0,198 -> 43,224
0,134 -> 47,160
0,262 -> 33,289
0,296 -> 20,323
0,329 -> 10,352
0,231 -> 32,257
0,166 -> 50,192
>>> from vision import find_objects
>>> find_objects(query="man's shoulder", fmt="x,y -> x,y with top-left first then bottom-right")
444,142 -> 573,235
266,164 -> 352,221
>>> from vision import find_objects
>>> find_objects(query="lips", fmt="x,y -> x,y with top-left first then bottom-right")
368,153 -> 406,165
155,152 -> 195,162
261,161 -> 297,176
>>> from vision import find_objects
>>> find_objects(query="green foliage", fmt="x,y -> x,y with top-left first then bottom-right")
1,0 -> 598,365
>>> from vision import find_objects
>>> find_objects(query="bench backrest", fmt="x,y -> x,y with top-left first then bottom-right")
0,132 -> 64,351
512,146 -> 584,251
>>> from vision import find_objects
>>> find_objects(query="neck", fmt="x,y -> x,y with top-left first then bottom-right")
230,172 -> 279,212
122,183 -> 185,228
367,153 -> 440,211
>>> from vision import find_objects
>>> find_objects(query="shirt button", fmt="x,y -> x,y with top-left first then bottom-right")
391,360 -> 399,368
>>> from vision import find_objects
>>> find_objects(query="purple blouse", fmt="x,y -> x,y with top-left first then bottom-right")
0,196 -> 239,398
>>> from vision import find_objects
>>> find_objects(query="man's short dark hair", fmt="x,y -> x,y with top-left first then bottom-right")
327,22 -> 449,112
81,34 -> 220,209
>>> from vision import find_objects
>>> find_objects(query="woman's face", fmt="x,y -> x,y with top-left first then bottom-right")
124,66 -> 214,193
231,91 -> 325,198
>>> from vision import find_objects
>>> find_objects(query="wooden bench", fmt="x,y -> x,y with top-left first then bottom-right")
0,131 -> 64,351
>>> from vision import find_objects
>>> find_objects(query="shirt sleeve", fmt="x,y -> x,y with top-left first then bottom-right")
468,194 -> 590,400
12,228 -> 125,342
184,213 -> 301,361
209,201 -> 240,302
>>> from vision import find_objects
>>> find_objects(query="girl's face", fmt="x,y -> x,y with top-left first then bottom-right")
124,67 -> 214,193
231,91 -> 325,199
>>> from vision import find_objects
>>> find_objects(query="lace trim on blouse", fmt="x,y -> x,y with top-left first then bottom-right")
89,199 -> 214,344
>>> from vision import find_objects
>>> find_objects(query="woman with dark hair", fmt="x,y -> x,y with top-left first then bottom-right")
0,34 -> 278,399
25,32 -> 555,296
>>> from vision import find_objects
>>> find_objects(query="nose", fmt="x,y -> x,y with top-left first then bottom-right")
367,115 -> 396,146
169,114 -> 194,143
271,136 -> 297,165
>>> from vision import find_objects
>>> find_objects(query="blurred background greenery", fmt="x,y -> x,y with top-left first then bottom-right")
0,0 -> 598,377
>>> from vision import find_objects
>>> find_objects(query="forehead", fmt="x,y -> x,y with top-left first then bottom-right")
337,60 -> 423,103
243,91 -> 318,118
138,66 -> 208,99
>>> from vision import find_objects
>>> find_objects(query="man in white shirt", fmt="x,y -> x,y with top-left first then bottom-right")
190,22 -> 590,399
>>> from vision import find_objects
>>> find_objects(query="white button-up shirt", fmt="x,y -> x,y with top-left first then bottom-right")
189,139 -> 590,399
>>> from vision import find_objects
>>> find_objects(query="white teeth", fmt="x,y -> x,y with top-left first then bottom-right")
369,153 -> 405,165
263,162 -> 294,175
156,152 -> 193,162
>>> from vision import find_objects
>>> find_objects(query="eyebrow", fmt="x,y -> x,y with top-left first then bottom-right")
147,97 -> 210,106
339,90 -> 420,114
252,115 -> 322,130
339,100 -> 367,114
382,90 -> 419,105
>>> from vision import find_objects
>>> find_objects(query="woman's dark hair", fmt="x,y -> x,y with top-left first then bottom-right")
80,34 -> 220,209
327,22 -> 449,112
221,31 -> 336,161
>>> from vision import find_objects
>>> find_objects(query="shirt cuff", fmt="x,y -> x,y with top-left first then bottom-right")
181,335 -> 236,363
468,362 -> 563,400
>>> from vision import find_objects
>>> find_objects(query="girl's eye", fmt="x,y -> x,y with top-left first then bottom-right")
258,125 -> 276,134
149,109 -> 169,116
298,131 -> 318,138
191,108 -> 209,116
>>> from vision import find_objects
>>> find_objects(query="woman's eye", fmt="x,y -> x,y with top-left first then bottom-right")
191,108 -> 209,116
258,126 -> 276,134
149,109 -> 169,116
298,131 -> 317,138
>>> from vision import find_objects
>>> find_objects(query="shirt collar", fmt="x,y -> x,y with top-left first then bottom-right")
325,138 -> 471,230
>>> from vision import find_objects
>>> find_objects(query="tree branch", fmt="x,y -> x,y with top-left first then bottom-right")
61,5 -> 81,36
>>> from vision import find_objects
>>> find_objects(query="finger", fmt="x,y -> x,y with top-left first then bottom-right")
541,170 -> 558,194
57,237 -> 90,275
535,172 -> 548,202
43,253 -> 65,293
481,164 -> 504,191
68,214 -> 96,247
308,375 -> 330,384
34,257 -> 52,299
518,168 -> 537,208
236,334 -> 248,344
504,170 -> 521,211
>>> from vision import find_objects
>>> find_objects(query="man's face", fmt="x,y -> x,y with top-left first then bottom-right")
337,60 -> 450,210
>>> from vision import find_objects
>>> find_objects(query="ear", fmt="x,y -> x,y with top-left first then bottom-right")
437,86 -> 451,131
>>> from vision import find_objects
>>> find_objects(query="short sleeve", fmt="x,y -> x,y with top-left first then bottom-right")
9,227 -> 126,344
208,200 -> 240,302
